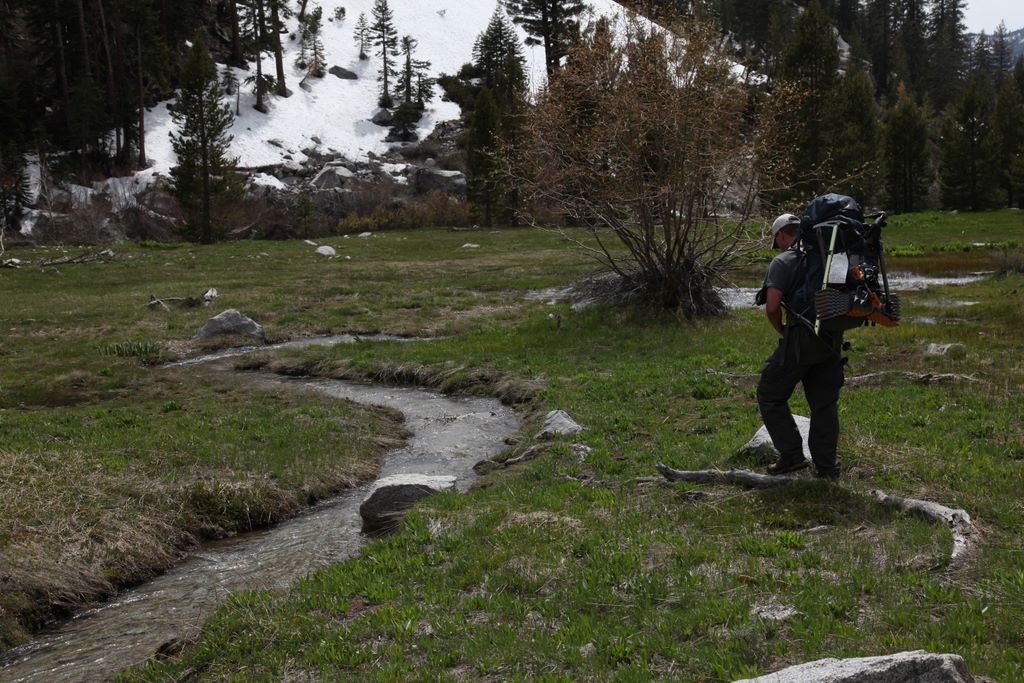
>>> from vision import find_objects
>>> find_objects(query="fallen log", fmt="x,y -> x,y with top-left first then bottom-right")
655,463 -> 978,568
870,489 -> 977,564
655,463 -> 795,488
847,371 -> 980,386
39,249 -> 115,267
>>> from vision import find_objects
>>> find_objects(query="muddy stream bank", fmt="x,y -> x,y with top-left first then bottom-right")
0,350 -> 519,682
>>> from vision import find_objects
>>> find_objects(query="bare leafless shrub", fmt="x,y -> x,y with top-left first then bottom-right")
511,16 -> 787,314
993,250 -> 1024,275
336,190 -> 469,232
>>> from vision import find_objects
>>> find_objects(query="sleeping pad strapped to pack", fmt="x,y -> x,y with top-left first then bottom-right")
787,194 -> 901,332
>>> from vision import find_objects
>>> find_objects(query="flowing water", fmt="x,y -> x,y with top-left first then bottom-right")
1,366 -> 518,682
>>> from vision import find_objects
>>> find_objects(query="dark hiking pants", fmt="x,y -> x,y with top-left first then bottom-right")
756,326 -> 844,474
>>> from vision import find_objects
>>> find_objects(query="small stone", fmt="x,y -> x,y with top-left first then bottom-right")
537,410 -> 583,440
358,232 -> 372,238
925,342 -> 966,358
315,245 -> 337,257
741,416 -> 811,462
579,643 -> 596,659
193,309 -> 266,343
750,602 -> 800,624
461,243 -> 480,249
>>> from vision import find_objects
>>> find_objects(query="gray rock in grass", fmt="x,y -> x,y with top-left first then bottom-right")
731,650 -> 974,683
193,309 -> 266,342
536,410 -> 584,440
925,343 -> 966,358
359,474 -> 456,535
740,415 -> 811,463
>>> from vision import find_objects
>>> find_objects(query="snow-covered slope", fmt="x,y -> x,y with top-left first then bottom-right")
144,0 -> 634,175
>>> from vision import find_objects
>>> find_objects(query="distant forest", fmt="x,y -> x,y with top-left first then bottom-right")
1,0 -> 1022,220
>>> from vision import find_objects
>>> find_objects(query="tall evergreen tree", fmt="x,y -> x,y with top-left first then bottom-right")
938,83 -> 1000,210
882,83 -> 931,212
993,76 -> 1024,207
466,87 -> 500,226
866,0 -> 893,94
926,0 -> 966,109
370,0 -> 399,107
991,22 -> 1014,89
395,35 -> 431,108
473,8 -> 527,109
170,37 -> 238,243
505,0 -> 584,77
780,0 -> 840,189
892,0 -> 926,94
831,67 -> 881,203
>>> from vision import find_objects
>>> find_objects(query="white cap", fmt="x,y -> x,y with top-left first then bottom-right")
771,213 -> 800,246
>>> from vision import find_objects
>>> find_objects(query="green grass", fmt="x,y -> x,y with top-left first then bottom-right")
3,216 -> 1024,679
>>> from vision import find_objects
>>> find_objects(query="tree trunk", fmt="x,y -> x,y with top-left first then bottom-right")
255,0 -> 267,112
75,0 -> 92,79
228,0 -> 243,67
95,0 -> 121,157
297,0 -> 309,22
53,11 -> 72,131
137,32 -> 146,166
270,0 -> 287,96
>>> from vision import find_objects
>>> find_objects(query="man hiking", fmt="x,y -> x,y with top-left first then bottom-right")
756,213 -> 843,480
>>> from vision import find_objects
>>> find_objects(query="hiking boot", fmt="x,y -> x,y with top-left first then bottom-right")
766,458 -> 809,475
814,466 -> 840,481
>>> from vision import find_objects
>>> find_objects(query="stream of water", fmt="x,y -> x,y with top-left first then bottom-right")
0,370 -> 518,682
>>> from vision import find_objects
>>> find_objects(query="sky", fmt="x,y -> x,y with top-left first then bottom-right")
963,0 -> 1024,33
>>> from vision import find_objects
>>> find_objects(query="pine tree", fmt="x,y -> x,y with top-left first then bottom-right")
353,12 -> 370,60
831,67 -> 881,203
993,76 -> 1024,207
170,37 -> 238,243
370,0 -> 399,108
221,65 -> 241,115
991,22 -> 1014,89
473,8 -> 527,109
893,0 -> 927,94
883,83 -> 931,212
297,5 -> 325,76
926,0 -> 967,109
389,100 -> 420,141
395,36 -> 420,105
780,0 -> 840,189
505,0 -> 585,77
938,83 -> 1000,210
466,87 -> 500,226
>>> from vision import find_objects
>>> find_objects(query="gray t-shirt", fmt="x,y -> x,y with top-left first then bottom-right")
763,248 -> 802,297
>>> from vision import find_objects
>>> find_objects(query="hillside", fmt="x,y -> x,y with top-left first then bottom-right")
143,0 -> 631,176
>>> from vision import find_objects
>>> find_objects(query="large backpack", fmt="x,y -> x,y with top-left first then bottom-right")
787,194 -> 900,333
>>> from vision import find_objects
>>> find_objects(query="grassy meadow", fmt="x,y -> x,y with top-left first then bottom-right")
1,211 -> 1023,679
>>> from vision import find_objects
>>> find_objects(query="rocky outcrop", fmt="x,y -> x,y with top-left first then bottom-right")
732,650 -> 975,683
359,474 -> 456,535
411,167 -> 466,195
310,163 -> 355,190
193,309 -> 266,343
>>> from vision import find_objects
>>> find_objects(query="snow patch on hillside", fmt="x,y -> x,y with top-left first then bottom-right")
144,0 -> 637,174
